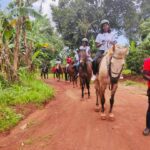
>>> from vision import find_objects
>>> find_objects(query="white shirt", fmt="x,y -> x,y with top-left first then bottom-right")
79,46 -> 91,57
95,32 -> 116,51
75,52 -> 79,61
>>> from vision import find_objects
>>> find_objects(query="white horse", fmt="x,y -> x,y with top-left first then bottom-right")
95,44 -> 128,120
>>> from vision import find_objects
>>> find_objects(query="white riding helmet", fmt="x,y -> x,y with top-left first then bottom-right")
82,38 -> 88,42
100,19 -> 110,26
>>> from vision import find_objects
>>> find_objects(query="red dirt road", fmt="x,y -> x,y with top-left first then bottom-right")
0,78 -> 150,150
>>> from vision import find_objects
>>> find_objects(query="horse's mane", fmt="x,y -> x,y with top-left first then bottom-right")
106,44 -> 128,58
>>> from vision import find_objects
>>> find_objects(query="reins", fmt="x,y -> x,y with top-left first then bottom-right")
108,56 -> 124,85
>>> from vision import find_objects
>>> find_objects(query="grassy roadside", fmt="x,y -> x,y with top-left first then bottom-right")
0,70 -> 54,132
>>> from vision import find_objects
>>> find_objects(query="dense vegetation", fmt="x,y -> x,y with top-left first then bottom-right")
0,0 -> 62,132
52,0 -> 150,74
0,0 -> 149,132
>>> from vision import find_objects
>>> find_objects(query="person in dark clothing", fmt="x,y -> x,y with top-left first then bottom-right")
143,58 -> 150,136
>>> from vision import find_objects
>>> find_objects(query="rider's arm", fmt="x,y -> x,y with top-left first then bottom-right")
95,42 -> 103,48
143,70 -> 150,81
143,74 -> 150,81
95,34 -> 104,48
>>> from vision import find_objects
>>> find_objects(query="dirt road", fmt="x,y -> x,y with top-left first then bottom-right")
0,78 -> 150,150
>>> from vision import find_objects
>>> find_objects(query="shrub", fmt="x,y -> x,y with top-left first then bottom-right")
126,50 -> 150,74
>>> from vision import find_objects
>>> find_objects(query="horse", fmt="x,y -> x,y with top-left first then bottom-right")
41,64 -> 49,79
67,62 -> 78,87
62,66 -> 68,81
79,50 -> 92,98
55,64 -> 63,81
95,44 -> 128,120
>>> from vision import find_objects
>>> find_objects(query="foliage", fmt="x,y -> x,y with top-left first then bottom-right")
52,0 -> 141,47
140,18 -> 150,50
126,49 -> 149,74
0,69 -> 54,132
0,106 -> 22,132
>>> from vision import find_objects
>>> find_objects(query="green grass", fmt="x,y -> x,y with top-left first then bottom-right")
0,69 -> 54,132
0,106 -> 22,132
124,80 -> 137,86
122,69 -> 132,75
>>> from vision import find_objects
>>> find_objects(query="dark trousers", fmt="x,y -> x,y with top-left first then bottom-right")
146,88 -> 150,129
92,50 -> 104,75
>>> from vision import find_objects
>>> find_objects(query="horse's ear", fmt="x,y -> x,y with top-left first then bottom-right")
124,47 -> 129,55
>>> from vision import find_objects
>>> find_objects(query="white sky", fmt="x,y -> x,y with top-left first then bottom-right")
33,0 -> 59,27
0,0 -> 128,44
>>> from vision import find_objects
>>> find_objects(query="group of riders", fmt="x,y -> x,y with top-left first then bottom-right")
52,19 -> 150,136
55,19 -> 116,81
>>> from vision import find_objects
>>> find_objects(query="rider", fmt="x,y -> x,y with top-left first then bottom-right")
56,57 -> 61,70
66,55 -> 72,71
91,19 -> 117,81
79,38 -> 92,62
73,49 -> 80,76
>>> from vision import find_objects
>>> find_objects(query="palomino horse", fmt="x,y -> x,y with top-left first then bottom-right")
55,64 -> 63,81
79,50 -> 92,98
95,44 -> 128,120
67,62 -> 78,87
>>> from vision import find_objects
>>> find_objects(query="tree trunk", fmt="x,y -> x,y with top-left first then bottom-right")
13,0 -> 21,81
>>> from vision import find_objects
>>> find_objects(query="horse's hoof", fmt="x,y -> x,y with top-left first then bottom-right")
95,106 -> 100,112
108,113 -> 115,121
101,113 -> 106,120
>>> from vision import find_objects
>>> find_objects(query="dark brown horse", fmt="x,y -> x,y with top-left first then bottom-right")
55,64 -> 63,81
41,64 -> 49,79
67,62 -> 78,87
79,51 -> 92,98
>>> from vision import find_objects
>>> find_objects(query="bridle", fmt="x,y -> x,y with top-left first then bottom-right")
108,55 -> 124,84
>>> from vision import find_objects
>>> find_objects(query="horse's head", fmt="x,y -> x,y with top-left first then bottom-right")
108,44 -> 129,79
113,44 -> 129,59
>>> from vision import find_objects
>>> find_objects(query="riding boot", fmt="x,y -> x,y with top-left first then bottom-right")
92,60 -> 97,75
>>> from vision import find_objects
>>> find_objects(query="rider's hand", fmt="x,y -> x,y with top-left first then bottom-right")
102,40 -> 106,45
110,41 -> 117,45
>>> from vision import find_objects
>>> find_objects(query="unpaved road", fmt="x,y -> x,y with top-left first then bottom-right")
0,78 -> 150,150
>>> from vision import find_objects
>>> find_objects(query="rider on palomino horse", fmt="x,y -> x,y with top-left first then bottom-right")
92,19 -> 117,81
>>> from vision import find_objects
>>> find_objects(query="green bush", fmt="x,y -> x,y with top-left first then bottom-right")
0,74 -> 9,88
0,106 -> 22,132
0,69 -> 54,132
126,50 -> 150,74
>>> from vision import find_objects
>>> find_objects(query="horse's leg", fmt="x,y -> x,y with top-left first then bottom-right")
100,87 -> 107,120
95,89 -> 100,112
86,79 -> 90,98
96,89 -> 99,106
109,83 -> 118,120
81,80 -> 85,98
73,78 -> 75,88
101,93 -> 105,112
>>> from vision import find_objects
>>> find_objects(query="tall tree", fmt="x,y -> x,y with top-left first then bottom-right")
52,0 -> 139,47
